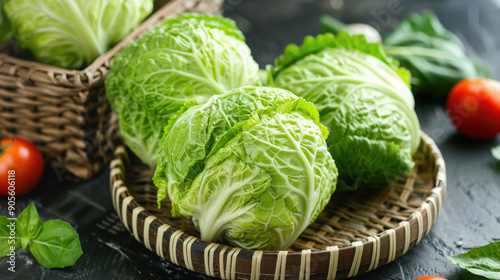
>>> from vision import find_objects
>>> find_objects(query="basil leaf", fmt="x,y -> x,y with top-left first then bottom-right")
16,202 -> 41,250
0,216 -> 20,257
29,220 -> 83,269
448,241 -> 500,280
492,146 -> 500,161
384,10 -> 492,98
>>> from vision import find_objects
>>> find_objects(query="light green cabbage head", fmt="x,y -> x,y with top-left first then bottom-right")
3,0 -> 153,68
269,32 -> 420,191
153,86 -> 338,250
106,14 -> 259,168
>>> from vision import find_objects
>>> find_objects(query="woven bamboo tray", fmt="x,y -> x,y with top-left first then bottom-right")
109,132 -> 446,279
0,0 -> 223,180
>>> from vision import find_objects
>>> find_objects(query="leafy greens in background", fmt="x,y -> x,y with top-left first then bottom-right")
448,241 -> 500,280
153,86 -> 338,250
384,11 -> 492,98
320,14 -> 381,43
0,203 -> 83,269
268,32 -> 420,191
106,14 -> 259,168
321,11 -> 492,99
2,0 -> 154,69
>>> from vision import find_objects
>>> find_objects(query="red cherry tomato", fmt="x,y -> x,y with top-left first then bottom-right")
415,277 -> 447,280
0,138 -> 45,196
447,78 -> 500,139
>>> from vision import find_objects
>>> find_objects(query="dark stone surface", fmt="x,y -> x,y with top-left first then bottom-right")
1,0 -> 499,279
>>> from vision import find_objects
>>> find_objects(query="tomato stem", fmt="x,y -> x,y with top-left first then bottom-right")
0,138 -> 14,157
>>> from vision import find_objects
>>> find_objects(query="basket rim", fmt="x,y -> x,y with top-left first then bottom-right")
0,0 -> 197,78
109,131 -> 446,279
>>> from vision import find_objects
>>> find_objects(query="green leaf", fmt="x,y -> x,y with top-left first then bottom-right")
185,137 -> 273,245
0,216 -> 20,258
331,136 -> 413,191
492,146 -> 500,161
16,202 -> 42,250
29,220 -> 83,269
384,10 -> 492,98
448,241 -> 500,280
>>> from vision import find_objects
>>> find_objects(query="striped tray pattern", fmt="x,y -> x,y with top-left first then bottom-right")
110,131 -> 446,279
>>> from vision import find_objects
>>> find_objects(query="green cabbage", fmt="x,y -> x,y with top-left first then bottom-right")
106,14 -> 259,168
3,0 -> 153,68
153,86 -> 338,250
269,32 -> 420,191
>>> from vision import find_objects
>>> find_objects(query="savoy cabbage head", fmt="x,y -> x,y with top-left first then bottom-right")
153,86 -> 338,250
106,14 -> 259,168
268,32 -> 420,190
3,0 -> 154,68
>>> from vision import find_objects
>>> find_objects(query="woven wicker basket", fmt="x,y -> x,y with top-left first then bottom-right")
0,0 -> 223,180
109,131 -> 446,279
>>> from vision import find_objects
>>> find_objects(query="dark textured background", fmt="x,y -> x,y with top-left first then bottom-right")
1,0 -> 500,279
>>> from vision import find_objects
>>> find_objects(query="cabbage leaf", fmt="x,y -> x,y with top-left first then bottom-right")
153,86 -> 337,250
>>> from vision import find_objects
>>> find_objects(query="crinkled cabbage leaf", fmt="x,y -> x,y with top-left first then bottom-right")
106,14 -> 259,168
269,32 -> 420,191
153,86 -> 338,250
3,0 -> 153,68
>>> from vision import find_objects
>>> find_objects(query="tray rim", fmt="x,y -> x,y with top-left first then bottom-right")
109,131 -> 446,280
